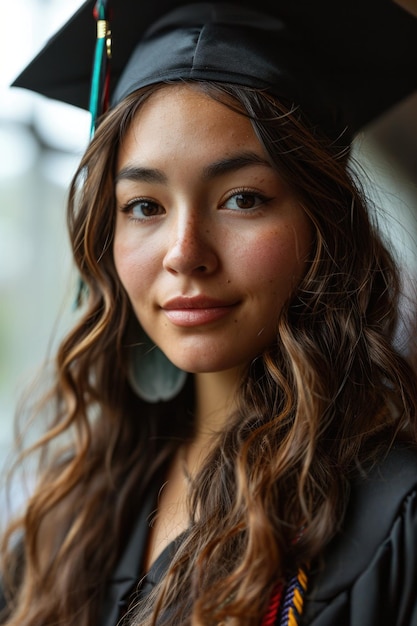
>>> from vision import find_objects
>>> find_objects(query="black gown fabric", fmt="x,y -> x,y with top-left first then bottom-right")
1,445 -> 417,625
100,444 -> 417,626
301,445 -> 417,626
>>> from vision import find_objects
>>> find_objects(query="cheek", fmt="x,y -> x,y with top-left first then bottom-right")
112,236 -> 154,296
113,238 -> 132,290
238,224 -> 311,293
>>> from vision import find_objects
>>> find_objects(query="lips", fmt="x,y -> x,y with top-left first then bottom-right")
161,295 -> 238,327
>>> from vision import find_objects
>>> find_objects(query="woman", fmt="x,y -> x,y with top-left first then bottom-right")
2,2 -> 417,625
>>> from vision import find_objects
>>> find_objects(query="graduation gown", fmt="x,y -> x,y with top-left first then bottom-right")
302,445 -> 417,625
1,446 -> 417,625
100,444 -> 417,626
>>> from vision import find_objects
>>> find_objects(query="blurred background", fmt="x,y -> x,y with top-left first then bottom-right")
0,0 -> 89,463
0,0 -> 416,470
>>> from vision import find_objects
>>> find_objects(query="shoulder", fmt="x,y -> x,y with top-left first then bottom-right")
303,444 -> 417,626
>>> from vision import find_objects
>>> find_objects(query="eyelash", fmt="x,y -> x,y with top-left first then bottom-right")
220,187 -> 272,212
119,198 -> 162,221
119,188 -> 272,222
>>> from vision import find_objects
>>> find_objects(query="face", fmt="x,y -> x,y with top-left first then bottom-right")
113,85 -> 312,375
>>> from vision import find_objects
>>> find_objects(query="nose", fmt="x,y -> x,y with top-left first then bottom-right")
162,211 -> 219,275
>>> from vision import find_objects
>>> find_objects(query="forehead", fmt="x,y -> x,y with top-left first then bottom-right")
117,85 -> 266,166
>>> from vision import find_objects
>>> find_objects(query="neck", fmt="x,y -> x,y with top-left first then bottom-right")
179,368 -> 242,475
194,368 -> 242,434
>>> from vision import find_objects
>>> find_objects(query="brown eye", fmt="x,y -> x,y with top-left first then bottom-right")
122,199 -> 164,219
235,194 -> 256,209
222,192 -> 266,211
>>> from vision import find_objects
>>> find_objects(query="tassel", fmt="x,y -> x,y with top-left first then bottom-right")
76,0 -> 112,306
89,0 -> 112,136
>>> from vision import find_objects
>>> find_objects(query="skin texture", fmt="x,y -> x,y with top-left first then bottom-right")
113,84 -> 313,572
113,85 -> 312,381
3,83 -> 416,626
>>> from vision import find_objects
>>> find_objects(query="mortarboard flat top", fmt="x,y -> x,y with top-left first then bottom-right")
12,0 -> 417,140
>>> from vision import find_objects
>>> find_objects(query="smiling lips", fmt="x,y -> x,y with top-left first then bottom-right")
162,296 -> 238,327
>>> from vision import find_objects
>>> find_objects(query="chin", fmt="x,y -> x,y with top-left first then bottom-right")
169,353 -> 252,376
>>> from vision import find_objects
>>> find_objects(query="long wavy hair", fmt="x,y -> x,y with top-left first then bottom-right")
1,81 -> 416,626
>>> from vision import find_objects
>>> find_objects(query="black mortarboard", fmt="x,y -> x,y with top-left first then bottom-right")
12,0 -> 417,141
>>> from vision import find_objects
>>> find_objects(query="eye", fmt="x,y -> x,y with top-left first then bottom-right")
221,191 -> 269,211
120,198 -> 164,220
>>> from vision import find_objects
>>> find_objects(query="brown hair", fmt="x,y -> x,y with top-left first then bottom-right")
1,82 -> 416,626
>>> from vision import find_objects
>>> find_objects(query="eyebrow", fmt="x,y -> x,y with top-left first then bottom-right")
202,152 -> 272,179
115,151 -> 272,185
115,166 -> 167,184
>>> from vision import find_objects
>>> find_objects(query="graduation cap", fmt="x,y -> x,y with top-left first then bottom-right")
12,0 -> 417,141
